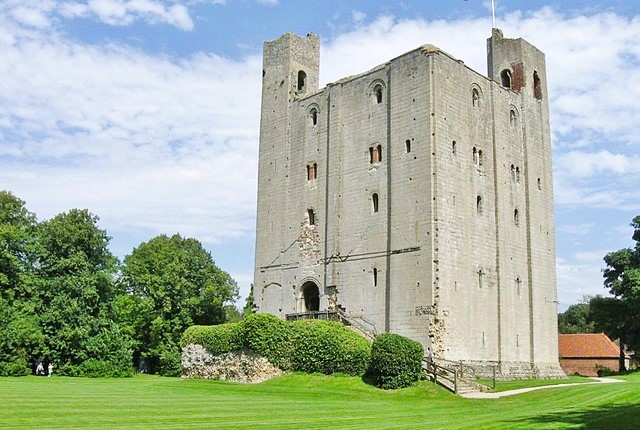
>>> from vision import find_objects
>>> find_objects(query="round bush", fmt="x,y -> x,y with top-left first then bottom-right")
369,332 -> 424,389
182,323 -> 243,355
239,313 -> 293,370
0,358 -> 30,376
76,358 -> 134,378
290,320 -> 371,376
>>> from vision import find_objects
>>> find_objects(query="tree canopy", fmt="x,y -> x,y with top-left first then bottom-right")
598,215 -> 640,360
119,234 -> 238,375
558,298 -> 595,334
0,191 -> 239,377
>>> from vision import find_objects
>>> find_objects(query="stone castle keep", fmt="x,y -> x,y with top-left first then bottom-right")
253,29 -> 564,378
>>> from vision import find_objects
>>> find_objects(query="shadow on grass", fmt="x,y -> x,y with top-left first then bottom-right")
360,373 -> 377,387
512,403 -> 640,430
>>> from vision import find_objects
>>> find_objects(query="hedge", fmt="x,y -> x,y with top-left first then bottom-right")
290,319 -> 371,376
181,314 -> 372,376
368,332 -> 424,389
239,313 -> 293,370
182,323 -> 243,355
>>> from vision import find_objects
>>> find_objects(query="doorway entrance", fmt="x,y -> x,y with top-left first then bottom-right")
301,281 -> 320,312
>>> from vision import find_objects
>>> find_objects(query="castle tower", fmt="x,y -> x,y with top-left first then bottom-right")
254,33 -> 324,316
486,28 -> 559,375
254,30 -> 563,378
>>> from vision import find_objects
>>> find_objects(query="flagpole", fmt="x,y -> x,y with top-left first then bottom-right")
492,0 -> 496,28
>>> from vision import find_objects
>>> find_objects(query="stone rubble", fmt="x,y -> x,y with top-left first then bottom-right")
181,344 -> 283,383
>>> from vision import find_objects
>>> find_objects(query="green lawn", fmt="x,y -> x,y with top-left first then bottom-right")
1,372 -> 639,429
478,375 -> 593,392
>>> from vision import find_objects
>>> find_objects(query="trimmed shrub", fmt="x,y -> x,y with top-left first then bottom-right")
240,313 -> 293,370
290,320 -> 370,376
182,323 -> 243,355
368,333 -> 423,389
0,358 -> 30,376
76,358 -> 134,378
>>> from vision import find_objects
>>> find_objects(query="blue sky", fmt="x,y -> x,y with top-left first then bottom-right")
1,1 -> 639,310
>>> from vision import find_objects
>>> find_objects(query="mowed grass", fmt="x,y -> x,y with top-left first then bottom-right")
1,372 -> 639,429
478,375 -> 593,392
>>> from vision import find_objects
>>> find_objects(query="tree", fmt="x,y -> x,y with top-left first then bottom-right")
33,209 -> 132,376
0,191 -> 42,375
598,215 -> 640,370
243,283 -> 256,316
558,297 -> 595,334
120,234 -> 238,375
0,191 -> 37,302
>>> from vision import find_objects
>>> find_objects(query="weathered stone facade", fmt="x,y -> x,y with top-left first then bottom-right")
254,29 -> 564,378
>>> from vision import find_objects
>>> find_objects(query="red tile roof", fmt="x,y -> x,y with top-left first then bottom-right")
558,333 -> 621,358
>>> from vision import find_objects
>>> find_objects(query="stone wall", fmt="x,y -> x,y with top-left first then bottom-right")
254,30 -> 563,378
181,344 -> 283,383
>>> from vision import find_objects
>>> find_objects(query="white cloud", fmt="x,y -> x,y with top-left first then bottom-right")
1,1 -> 197,31
557,223 -> 595,235
556,257 -> 608,311
555,150 -> 640,179
0,16 -> 261,244
351,10 -> 366,24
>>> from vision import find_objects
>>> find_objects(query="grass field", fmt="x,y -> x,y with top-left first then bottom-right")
1,372 -> 639,429
478,375 -> 592,392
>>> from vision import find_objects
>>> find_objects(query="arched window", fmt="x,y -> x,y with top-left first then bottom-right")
373,85 -> 383,104
537,177 -> 542,191
509,109 -> 517,127
297,70 -> 307,93
476,195 -> 483,215
372,193 -> 379,213
501,69 -> 512,89
514,208 -> 520,226
307,209 -> 316,226
369,145 -> 382,163
309,107 -> 318,126
405,139 -> 411,153
533,71 -> 542,100
307,162 -> 317,180
373,268 -> 378,287
452,140 -> 457,155
472,88 -> 480,107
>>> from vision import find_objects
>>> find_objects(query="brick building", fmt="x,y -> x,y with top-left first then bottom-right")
559,333 -> 627,377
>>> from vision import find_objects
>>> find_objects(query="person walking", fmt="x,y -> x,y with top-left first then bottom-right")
47,362 -> 53,377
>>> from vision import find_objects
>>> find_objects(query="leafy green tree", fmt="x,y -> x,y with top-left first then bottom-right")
0,191 -> 37,302
224,305 -> 243,323
33,209 -> 132,376
598,215 -> 640,370
558,297 -> 595,334
120,234 -> 238,375
0,191 -> 42,375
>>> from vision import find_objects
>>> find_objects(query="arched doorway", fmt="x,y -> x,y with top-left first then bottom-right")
301,281 -> 320,312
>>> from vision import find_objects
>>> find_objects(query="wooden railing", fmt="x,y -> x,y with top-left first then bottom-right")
285,310 -> 377,340
285,310 -> 340,322
423,358 -> 460,393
